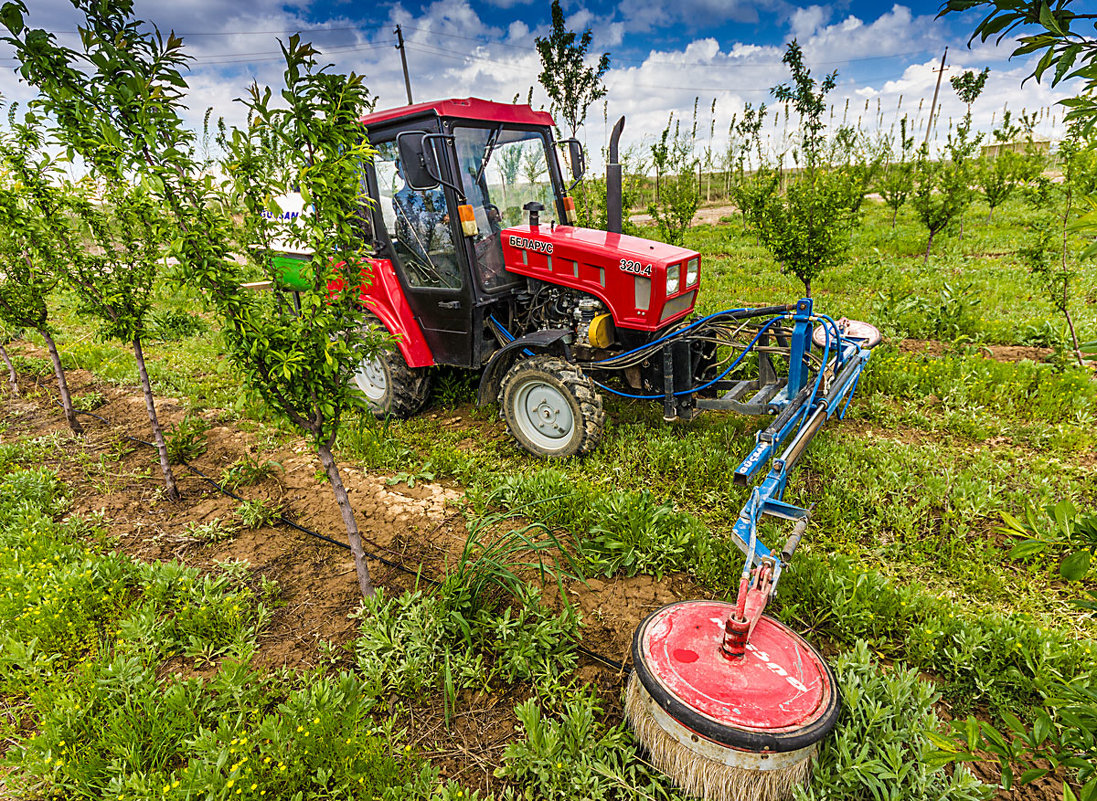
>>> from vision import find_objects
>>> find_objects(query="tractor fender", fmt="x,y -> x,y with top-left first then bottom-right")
477,329 -> 573,406
358,259 -> 435,368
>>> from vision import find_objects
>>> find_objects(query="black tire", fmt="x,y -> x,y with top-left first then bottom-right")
499,355 -> 604,458
353,346 -> 432,419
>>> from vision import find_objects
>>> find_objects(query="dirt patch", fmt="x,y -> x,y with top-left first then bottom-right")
900,339 -> 1054,363
630,202 -> 738,228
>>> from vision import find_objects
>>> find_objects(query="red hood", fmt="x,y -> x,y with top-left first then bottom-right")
500,224 -> 700,331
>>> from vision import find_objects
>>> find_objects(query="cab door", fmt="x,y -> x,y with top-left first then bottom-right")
368,125 -> 476,367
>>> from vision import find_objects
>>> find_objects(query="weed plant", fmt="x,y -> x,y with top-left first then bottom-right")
236,498 -> 281,530
798,642 -> 990,801
165,414 -> 210,464
218,453 -> 282,491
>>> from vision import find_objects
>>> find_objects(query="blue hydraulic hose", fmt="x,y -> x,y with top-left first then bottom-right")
817,313 -> 845,367
593,316 -> 786,400
592,307 -> 748,365
490,314 -> 515,341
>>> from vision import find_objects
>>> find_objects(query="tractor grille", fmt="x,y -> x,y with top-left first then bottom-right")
660,290 -> 696,322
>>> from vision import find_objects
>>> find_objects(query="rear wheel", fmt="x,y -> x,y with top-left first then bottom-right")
499,355 -> 604,458
354,347 -> 431,418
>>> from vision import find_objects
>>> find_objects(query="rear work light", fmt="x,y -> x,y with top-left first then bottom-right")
457,204 -> 478,237
686,256 -> 699,287
562,196 -> 577,224
666,263 -> 681,296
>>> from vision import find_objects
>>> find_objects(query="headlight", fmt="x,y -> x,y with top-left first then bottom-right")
686,256 -> 699,286
666,263 -> 681,296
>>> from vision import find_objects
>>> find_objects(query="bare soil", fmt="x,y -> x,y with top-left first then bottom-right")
899,338 -> 1055,363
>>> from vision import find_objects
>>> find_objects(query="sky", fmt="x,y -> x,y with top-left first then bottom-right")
1,0 -> 1093,169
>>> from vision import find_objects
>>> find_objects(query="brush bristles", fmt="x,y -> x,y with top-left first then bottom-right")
625,675 -> 814,801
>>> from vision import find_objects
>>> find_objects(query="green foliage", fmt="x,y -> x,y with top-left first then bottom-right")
1001,499 -> 1097,582
935,674 -> 1097,799
148,309 -> 208,342
647,112 -> 700,247
778,549 -> 1093,715
734,41 -> 867,296
496,689 -> 681,801
534,0 -> 610,137
799,641 -> 991,801
165,413 -> 209,464
738,166 -> 862,297
184,517 -> 239,544
71,391 -> 105,412
235,498 -> 282,530
2,0 -> 188,494
205,37 -> 383,450
0,116 -> 56,335
872,280 -> 983,342
219,453 -> 282,491
950,67 -> 991,109
351,581 -> 579,697
478,585 -> 579,685
484,471 -> 715,583
0,457 -> 438,800
941,0 -> 1097,135
351,587 -> 486,697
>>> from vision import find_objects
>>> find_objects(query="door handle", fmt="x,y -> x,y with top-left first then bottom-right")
438,300 -> 461,310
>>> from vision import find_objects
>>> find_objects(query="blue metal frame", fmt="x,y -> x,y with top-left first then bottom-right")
721,298 -> 872,592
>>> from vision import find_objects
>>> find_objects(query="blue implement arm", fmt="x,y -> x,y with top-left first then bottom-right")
725,299 -> 872,593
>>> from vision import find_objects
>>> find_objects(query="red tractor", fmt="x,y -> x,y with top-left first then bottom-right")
280,97 -> 872,461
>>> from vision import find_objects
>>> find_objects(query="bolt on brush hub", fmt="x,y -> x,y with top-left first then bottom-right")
627,601 -> 840,801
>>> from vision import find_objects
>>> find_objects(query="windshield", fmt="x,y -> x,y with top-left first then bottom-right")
453,126 -> 558,290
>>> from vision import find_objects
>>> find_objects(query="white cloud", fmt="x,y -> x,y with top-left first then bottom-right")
790,4 -> 828,40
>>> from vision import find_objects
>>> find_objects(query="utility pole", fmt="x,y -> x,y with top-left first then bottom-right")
924,46 -> 948,149
395,25 -> 413,105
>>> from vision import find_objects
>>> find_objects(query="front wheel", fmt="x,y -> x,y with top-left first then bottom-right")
353,347 -> 432,419
499,356 -> 604,458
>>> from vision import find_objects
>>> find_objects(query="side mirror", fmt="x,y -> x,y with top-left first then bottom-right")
563,138 -> 585,182
396,131 -> 441,190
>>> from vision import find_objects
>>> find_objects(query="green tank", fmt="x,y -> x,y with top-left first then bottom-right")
272,252 -> 312,292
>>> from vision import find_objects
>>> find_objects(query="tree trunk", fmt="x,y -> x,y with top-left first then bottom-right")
803,277 -> 812,299
317,441 -> 375,598
1,344 -> 17,396
1065,298 -> 1084,369
132,337 -> 179,500
41,331 -> 82,434
924,230 -> 935,264
891,206 -> 898,228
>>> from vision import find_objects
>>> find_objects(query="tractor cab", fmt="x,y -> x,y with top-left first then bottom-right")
360,98 -> 581,368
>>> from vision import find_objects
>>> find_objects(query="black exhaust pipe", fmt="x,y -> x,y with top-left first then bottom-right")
607,116 -> 625,234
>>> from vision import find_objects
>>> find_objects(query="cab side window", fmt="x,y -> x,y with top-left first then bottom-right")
373,140 -> 462,290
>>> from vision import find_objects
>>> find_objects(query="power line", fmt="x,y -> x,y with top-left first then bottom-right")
43,24 -> 386,36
